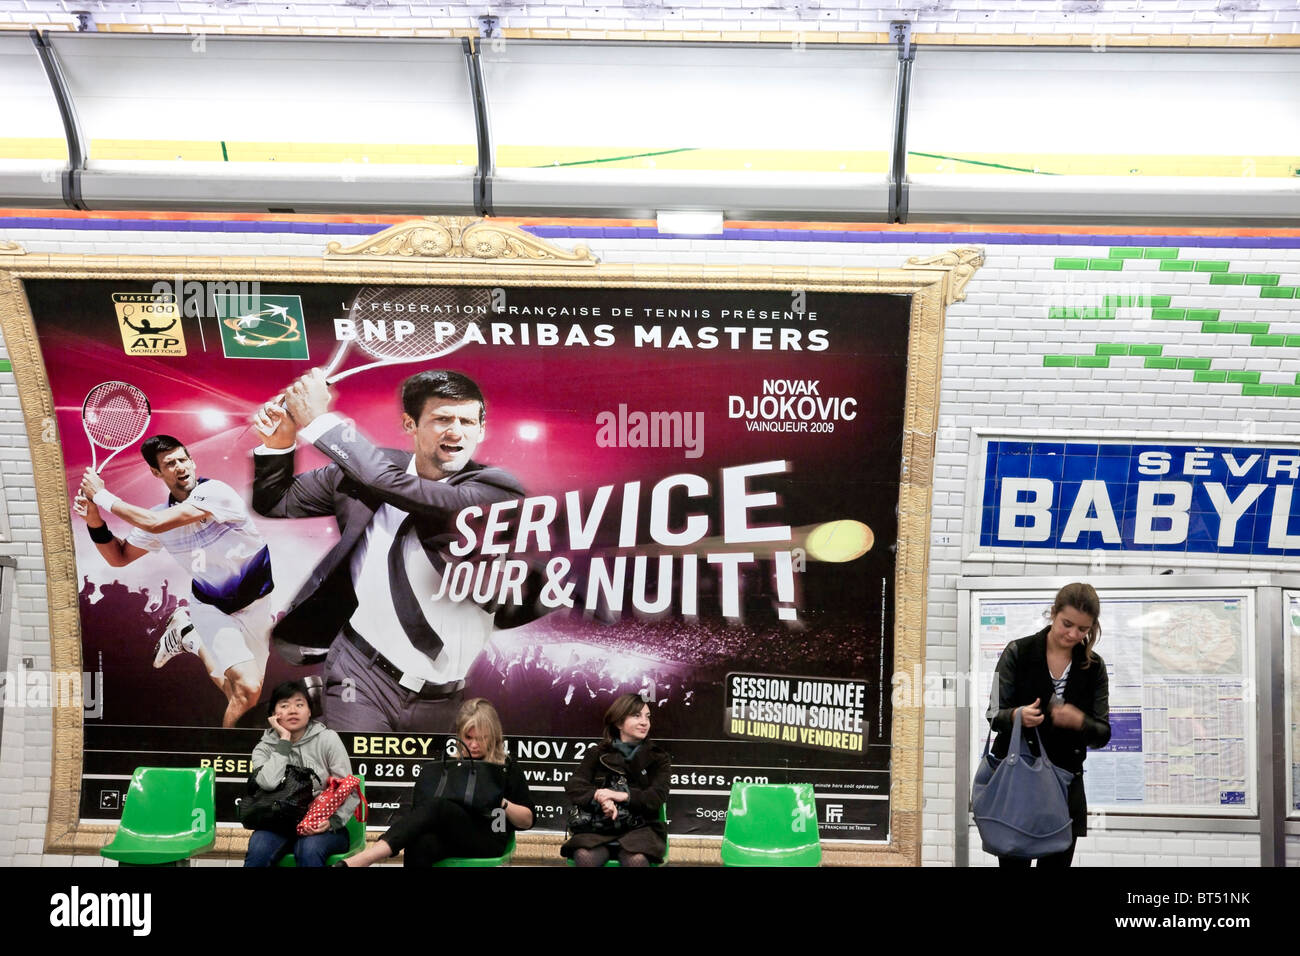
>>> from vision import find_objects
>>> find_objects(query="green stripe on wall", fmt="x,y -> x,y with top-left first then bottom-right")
1050,306 -> 1116,319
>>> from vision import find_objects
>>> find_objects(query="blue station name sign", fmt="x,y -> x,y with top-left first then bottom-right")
979,439 -> 1300,557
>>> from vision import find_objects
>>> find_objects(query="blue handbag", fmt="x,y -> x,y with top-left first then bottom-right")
971,709 -> 1074,859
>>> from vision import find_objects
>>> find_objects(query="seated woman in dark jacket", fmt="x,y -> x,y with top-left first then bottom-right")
340,698 -> 534,866
561,693 -> 670,867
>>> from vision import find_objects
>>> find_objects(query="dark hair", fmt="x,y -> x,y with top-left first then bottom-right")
1051,582 -> 1102,667
266,679 -> 312,717
603,693 -> 650,745
141,434 -> 187,470
400,370 -> 485,423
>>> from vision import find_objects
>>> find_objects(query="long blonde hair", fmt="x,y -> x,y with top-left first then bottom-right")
454,697 -> 506,764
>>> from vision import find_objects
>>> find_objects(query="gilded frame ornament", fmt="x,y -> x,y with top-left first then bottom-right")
0,218 -> 980,867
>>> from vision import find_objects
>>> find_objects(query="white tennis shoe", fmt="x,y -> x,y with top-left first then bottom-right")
153,607 -> 198,668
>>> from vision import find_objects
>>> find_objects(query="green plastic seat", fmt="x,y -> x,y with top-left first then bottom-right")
432,832 -> 516,867
720,782 -> 821,867
277,775 -> 366,868
100,767 -> 216,866
564,803 -> 670,866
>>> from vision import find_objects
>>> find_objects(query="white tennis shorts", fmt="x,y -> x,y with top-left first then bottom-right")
188,593 -> 273,680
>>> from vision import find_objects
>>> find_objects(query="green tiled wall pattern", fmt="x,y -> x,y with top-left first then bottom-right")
1045,248 -> 1300,396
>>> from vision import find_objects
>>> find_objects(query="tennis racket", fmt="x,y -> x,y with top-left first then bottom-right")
256,285 -> 489,435
82,381 -> 152,473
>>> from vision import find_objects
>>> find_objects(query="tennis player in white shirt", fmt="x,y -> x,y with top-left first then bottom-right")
76,435 -> 275,727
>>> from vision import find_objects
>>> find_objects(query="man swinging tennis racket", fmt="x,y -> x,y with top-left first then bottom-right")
76,435 -> 275,728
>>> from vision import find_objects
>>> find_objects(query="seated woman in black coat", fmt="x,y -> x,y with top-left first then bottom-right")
340,698 -> 534,866
561,693 -> 671,867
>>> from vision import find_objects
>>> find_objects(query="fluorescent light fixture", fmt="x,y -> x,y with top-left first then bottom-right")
656,210 -> 724,235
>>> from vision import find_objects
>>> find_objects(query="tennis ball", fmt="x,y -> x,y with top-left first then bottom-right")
805,520 -> 874,562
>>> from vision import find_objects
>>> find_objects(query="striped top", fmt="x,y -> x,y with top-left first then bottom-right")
1048,659 -> 1071,706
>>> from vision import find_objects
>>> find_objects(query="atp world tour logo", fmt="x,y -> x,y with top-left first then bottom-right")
214,293 -> 309,360
113,292 -> 186,356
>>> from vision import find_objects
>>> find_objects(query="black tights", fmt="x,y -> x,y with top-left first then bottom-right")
382,797 -> 507,867
573,846 -> 650,867
997,838 -> 1077,869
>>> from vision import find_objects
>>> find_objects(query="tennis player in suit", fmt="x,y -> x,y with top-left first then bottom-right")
252,368 -> 531,732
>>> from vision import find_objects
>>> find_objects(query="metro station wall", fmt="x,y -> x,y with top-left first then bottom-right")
0,214 -> 1297,865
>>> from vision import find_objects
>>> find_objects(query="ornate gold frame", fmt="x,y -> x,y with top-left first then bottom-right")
0,218 -> 981,867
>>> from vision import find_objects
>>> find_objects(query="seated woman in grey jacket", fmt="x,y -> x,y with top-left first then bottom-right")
243,680 -> 359,867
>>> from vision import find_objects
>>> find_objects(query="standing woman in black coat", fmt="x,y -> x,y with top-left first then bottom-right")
987,582 -> 1111,868
562,693 -> 671,867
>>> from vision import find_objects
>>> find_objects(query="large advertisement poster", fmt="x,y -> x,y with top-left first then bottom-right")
26,277 -> 909,841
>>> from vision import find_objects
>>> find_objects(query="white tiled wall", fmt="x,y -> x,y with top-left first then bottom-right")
969,829 -> 1267,867
2,220 -> 1297,866
927,239 -> 1300,866
4,0 -> 1300,35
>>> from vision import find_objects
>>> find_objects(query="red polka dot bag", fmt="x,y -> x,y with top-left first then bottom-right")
297,775 -> 367,836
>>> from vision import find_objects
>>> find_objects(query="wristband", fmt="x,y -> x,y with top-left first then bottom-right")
92,489 -> 122,513
87,522 -> 115,544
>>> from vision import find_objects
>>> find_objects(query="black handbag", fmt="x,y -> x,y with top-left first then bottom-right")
567,773 -> 645,835
414,753 -> 507,818
239,765 -> 319,836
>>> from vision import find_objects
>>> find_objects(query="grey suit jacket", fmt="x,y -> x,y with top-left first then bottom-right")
252,420 -> 526,663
